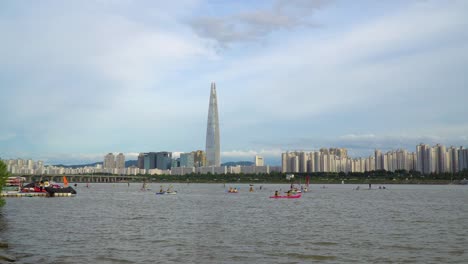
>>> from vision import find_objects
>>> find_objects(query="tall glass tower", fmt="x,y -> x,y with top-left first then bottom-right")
205,82 -> 220,166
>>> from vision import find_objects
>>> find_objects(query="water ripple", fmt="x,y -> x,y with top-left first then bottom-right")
2,183 -> 467,264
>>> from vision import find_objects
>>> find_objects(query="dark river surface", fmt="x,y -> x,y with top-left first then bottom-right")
0,183 -> 467,263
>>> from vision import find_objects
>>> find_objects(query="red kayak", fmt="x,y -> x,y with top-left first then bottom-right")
269,194 -> 301,199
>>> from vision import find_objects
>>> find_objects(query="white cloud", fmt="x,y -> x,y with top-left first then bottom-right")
188,0 -> 329,46
208,0 -> 468,127
0,133 -> 16,141
222,149 -> 283,159
1,1 -> 467,164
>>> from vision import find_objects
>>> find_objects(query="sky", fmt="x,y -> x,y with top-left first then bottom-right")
0,0 -> 467,165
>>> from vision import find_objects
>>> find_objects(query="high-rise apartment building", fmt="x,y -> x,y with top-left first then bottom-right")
115,153 -> 125,169
171,158 -> 180,168
156,152 -> 172,170
141,152 -> 172,170
434,144 -> 446,174
205,82 -> 221,166
459,147 -> 468,171
104,153 -> 115,169
375,149 -> 383,170
447,146 -> 458,173
192,150 -> 206,167
254,155 -> 264,166
281,147 -> 420,174
416,143 -> 430,174
180,153 -> 195,168
137,153 -> 145,169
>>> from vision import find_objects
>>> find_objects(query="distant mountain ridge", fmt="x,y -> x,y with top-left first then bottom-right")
54,160 -> 254,168
54,160 -> 137,168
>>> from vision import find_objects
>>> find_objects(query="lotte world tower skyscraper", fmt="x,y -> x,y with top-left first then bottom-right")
205,82 -> 221,166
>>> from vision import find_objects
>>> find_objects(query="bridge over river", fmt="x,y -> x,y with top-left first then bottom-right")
13,174 -> 147,183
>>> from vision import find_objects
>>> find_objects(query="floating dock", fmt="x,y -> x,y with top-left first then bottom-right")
0,192 -> 75,197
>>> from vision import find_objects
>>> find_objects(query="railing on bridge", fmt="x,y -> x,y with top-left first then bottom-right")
15,174 -> 147,183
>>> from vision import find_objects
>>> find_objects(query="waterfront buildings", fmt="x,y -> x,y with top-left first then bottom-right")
103,153 -> 115,169
282,144 -> 467,174
193,150 -> 207,167
137,153 -> 145,169
415,143 -> 467,174
281,149 -> 380,173
139,152 -> 173,170
170,151 -> 206,169
459,147 -> 468,171
103,153 -> 126,173
416,144 -> 431,174
3,144 -> 467,176
255,155 -> 264,166
205,82 -> 221,167
180,153 -> 195,168
155,152 -> 172,170
115,153 -> 125,169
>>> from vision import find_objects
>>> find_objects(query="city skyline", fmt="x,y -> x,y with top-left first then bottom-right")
3,142 -> 467,175
0,1 -> 467,165
3,142 -> 468,168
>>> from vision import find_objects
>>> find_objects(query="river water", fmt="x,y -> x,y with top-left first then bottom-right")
0,183 -> 467,263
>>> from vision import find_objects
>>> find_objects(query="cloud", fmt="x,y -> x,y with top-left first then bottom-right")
188,0 -> 329,46
0,1 -> 213,154
207,0 -> 468,130
1,1 -> 467,165
221,149 -> 283,159
0,133 -> 16,141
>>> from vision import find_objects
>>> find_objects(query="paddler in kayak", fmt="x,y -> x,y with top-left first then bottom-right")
287,190 -> 292,196
274,190 -> 279,197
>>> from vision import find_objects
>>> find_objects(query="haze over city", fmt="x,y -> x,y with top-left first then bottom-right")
1,0 -> 467,165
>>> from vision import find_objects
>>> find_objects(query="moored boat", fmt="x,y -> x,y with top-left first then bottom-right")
2,177 -> 25,194
44,186 -> 77,197
2,177 -> 76,197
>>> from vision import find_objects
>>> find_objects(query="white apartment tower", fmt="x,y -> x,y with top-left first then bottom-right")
375,149 -> 383,170
104,153 -> 116,169
115,153 -> 125,169
255,155 -> 264,166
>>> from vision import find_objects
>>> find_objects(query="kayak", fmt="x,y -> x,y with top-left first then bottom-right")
156,191 -> 177,195
269,194 -> 302,199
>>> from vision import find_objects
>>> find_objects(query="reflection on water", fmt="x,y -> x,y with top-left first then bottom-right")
0,211 -> 7,233
2,184 -> 468,263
